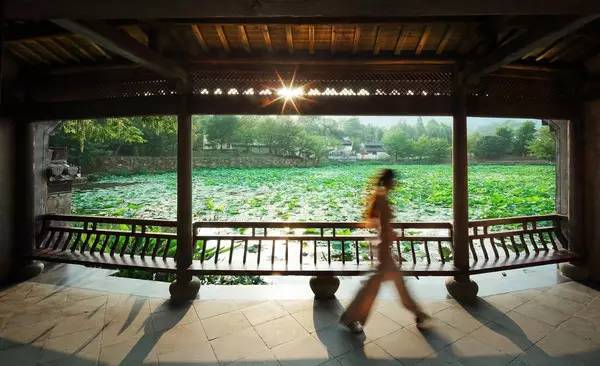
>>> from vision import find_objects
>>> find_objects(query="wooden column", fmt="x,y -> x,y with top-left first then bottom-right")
452,84 -> 469,273
559,116 -> 589,280
170,89 -> 200,302
176,94 -> 193,269
446,79 -> 478,301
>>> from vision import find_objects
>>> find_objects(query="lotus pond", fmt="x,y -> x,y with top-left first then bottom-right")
73,164 -> 556,221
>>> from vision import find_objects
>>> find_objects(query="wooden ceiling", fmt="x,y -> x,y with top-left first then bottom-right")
4,19 -> 600,69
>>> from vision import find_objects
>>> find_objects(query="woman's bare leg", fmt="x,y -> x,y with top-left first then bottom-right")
391,271 -> 421,314
341,273 -> 383,325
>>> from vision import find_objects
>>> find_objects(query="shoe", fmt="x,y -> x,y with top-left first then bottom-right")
415,311 -> 431,328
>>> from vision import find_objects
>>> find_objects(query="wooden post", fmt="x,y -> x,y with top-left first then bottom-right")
559,116 -> 589,280
169,88 -> 200,302
446,77 -> 478,301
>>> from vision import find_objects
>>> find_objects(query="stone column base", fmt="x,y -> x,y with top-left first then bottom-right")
445,276 -> 478,303
559,262 -> 589,282
15,260 -> 44,281
309,276 -> 340,300
169,273 -> 200,303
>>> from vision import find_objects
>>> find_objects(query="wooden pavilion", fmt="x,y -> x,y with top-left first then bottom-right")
1,1 -> 599,302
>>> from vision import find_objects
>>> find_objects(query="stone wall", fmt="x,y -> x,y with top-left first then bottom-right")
0,118 -> 16,282
88,152 -> 314,174
584,99 -> 600,281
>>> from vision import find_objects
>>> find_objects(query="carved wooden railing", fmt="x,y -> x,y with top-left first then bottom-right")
191,221 -> 454,275
36,214 -> 178,271
467,214 -> 575,274
32,214 -> 576,276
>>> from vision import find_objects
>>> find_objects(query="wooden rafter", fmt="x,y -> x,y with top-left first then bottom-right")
58,36 -> 95,61
536,39 -> 570,62
352,25 -> 361,54
372,26 -> 383,55
52,19 -> 187,81
7,45 -> 36,64
308,25 -> 315,55
331,26 -> 336,54
436,24 -> 453,54
285,25 -> 294,54
190,25 -> 209,52
14,42 -> 48,63
238,25 -> 251,53
464,15 -> 599,81
76,36 -> 112,59
44,38 -> 80,62
215,25 -> 231,53
262,25 -> 273,52
26,40 -> 65,63
394,27 -> 408,55
416,25 -> 431,55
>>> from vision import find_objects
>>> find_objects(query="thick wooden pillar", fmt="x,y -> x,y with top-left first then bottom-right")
446,80 -> 478,301
169,90 -> 200,302
560,116 -> 589,280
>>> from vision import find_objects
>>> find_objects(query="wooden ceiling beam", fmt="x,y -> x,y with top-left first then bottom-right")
393,27 -> 407,55
25,39 -> 66,63
262,25 -> 273,53
215,25 -> 231,53
52,20 -> 187,81
464,15 -> 599,82
14,42 -> 49,64
190,25 -> 209,52
6,1 -> 600,20
285,25 -> 294,54
416,25 -> 431,55
308,25 -> 315,55
330,26 -> 336,55
44,38 -> 80,62
352,26 -> 361,54
436,24 -> 453,54
239,25 -> 251,53
373,26 -> 383,55
58,36 -> 95,61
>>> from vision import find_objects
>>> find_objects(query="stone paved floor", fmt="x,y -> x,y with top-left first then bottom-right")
0,277 -> 599,365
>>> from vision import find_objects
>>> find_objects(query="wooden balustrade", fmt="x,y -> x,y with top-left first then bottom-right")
30,213 -> 577,276
191,220 -> 454,275
467,214 -> 575,274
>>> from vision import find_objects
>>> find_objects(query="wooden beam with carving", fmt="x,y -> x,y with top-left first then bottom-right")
52,19 -> 187,81
6,1 -> 600,20
464,15 -> 599,82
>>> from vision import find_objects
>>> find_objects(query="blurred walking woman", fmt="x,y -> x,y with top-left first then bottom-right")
341,169 -> 429,333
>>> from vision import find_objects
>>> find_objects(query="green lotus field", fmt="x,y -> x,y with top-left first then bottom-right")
73,164 -> 555,222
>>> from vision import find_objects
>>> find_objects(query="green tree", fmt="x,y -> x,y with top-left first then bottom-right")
427,138 -> 451,162
495,126 -> 515,155
514,121 -> 537,156
473,135 -> 506,159
62,118 -> 146,155
204,115 -> 240,149
383,128 -> 411,161
527,126 -> 556,160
